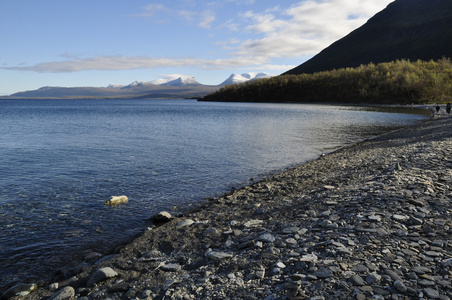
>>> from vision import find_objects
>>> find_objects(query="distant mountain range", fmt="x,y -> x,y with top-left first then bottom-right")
3,73 -> 272,99
284,0 -> 452,75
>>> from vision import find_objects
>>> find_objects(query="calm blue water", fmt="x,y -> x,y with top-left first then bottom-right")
0,99 -> 428,287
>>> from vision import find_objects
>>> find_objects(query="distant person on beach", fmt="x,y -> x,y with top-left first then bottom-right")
436,104 -> 441,114
447,103 -> 451,114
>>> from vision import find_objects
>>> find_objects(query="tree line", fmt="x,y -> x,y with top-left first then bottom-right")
200,58 -> 452,104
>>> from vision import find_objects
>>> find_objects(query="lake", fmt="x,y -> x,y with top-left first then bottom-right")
0,99 -> 429,287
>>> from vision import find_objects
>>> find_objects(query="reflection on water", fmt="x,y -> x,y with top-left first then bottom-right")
0,99 -> 428,287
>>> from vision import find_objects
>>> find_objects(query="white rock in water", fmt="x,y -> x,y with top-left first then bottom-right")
104,195 -> 128,206
151,211 -> 173,223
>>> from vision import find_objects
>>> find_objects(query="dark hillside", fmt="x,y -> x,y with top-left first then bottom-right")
284,0 -> 452,75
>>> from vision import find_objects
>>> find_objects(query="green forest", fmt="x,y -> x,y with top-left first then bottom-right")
200,58 -> 452,104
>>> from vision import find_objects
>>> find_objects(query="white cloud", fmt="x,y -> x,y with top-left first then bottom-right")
136,4 -> 167,17
230,0 -> 394,58
1,55 -> 270,73
198,11 -> 216,29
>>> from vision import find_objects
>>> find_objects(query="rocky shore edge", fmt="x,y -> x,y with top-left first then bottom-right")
2,111 -> 452,300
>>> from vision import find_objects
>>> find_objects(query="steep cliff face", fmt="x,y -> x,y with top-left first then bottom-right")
284,0 -> 452,75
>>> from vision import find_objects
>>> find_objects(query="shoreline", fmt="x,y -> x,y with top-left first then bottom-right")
3,111 -> 452,299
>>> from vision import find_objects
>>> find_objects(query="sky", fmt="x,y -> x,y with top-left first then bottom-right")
0,0 -> 394,96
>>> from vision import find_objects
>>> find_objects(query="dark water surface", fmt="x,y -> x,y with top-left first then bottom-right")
0,99 -> 428,287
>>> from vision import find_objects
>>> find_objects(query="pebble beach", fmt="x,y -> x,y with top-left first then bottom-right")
2,108 -> 452,300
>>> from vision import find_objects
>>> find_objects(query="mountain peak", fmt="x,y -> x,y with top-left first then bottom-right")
220,72 -> 272,86
284,0 -> 452,75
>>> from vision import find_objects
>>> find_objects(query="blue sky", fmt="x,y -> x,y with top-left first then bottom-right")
0,0 -> 394,95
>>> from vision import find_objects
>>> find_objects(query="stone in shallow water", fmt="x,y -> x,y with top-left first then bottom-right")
150,211 -> 173,224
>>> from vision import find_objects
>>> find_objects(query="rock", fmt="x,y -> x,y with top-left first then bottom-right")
259,233 -> 276,243
368,215 -> 382,222
49,283 -> 59,292
255,268 -> 265,279
243,219 -> 264,227
366,273 -> 381,284
384,269 -> 404,282
423,288 -> 440,299
49,286 -> 76,300
409,199 -> 427,207
150,211 -> 173,224
392,214 -> 409,222
104,195 -> 128,206
412,266 -> 433,274
314,267 -> 332,278
160,263 -> 182,272
206,251 -> 233,261
393,280 -> 407,293
177,219 -> 194,227
1,283 -> 38,299
349,275 -> 366,286
87,267 -> 118,287
300,254 -> 318,263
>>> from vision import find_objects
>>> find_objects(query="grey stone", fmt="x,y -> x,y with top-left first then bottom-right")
259,233 -> 276,243
393,280 -> 407,293
87,267 -> 118,287
161,263 -> 182,272
349,275 -> 366,286
423,288 -> 440,299
314,267 -> 332,278
206,251 -> 233,261
366,272 -> 381,284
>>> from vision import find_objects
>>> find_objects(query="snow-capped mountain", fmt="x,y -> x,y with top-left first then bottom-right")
220,72 -> 272,86
107,73 -> 272,89
5,72 -> 274,99
159,75 -> 200,86
119,75 -> 201,89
